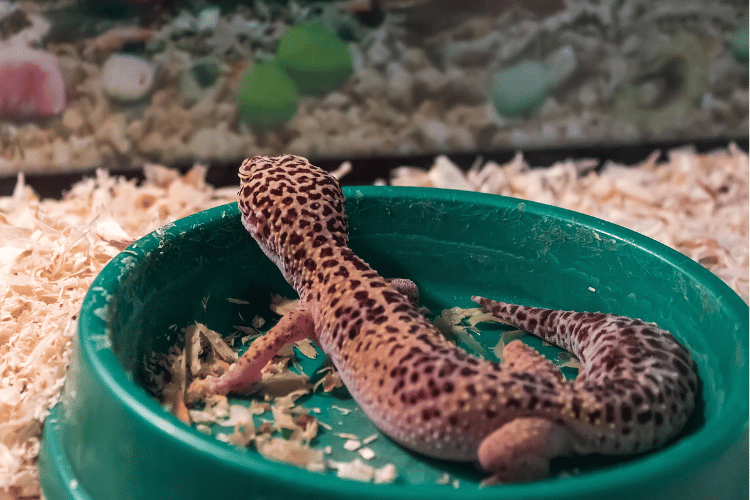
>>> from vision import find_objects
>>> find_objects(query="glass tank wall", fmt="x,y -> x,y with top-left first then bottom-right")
0,0 -> 747,176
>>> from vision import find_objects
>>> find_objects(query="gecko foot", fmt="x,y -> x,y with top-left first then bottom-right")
502,340 -> 565,383
204,306 -> 315,396
386,278 -> 420,307
478,417 -> 574,485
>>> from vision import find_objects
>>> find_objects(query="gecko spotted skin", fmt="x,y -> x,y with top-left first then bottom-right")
206,154 -> 699,483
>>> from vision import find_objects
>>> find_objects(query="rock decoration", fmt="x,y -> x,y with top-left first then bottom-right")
729,25 -> 748,64
236,60 -> 299,129
615,32 -> 709,134
101,54 -> 156,102
236,22 -> 353,129
275,21 -> 354,95
179,58 -> 220,105
0,43 -> 66,119
490,61 -> 550,117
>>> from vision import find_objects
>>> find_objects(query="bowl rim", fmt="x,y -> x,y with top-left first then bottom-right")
76,185 -> 749,499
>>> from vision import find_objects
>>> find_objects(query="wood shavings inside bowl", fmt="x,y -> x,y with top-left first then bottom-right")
1,146 -> 747,497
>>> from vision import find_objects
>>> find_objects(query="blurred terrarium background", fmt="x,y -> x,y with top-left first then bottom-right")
0,0 -> 747,179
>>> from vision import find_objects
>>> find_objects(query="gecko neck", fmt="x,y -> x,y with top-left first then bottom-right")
289,243 -> 368,300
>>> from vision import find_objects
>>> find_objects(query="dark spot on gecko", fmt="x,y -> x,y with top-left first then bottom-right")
334,266 -> 350,279
587,409 -> 601,424
382,291 -> 403,304
621,405 -> 633,422
289,233 -> 303,246
348,326 -> 360,340
636,410 -> 652,424
605,403 -> 615,423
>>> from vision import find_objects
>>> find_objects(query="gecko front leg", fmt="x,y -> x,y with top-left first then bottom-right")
206,305 -> 315,395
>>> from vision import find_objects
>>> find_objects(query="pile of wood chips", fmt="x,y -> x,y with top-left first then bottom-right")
1,145 -> 747,499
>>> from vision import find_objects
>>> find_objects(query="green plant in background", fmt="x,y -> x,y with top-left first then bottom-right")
490,60 -> 551,118
275,21 -> 354,95
236,60 -> 299,129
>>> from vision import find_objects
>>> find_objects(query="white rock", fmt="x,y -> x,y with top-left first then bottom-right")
352,67 -> 386,97
539,96 -> 564,118
321,91 -> 351,108
499,21 -> 539,62
386,62 -> 413,108
544,45 -> 577,90
578,83 -> 600,108
449,126 -> 475,151
172,10 -> 195,31
621,34 -> 642,55
188,125 -> 243,161
420,120 -> 450,150
196,6 -> 221,31
413,66 -> 448,95
444,67 -> 488,103
443,31 -> 501,66
51,138 -> 70,167
96,115 -> 131,154
601,55 -> 629,99
62,107 -> 85,132
101,54 -> 156,102
367,40 -> 391,67
400,47 -> 429,71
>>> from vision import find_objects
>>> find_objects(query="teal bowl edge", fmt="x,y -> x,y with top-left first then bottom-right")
39,186 -> 749,500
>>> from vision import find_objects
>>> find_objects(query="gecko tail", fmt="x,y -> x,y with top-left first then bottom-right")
470,296 -> 589,354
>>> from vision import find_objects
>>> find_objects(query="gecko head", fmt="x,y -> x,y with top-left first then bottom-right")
237,155 -> 350,282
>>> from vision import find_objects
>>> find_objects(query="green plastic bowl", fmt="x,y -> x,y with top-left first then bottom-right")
39,187 -> 748,500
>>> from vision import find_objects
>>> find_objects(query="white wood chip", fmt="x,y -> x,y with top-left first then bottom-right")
344,439 -> 362,451
362,434 -> 378,445
374,463 -> 398,484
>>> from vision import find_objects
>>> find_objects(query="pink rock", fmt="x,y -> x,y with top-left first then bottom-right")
0,45 -> 66,119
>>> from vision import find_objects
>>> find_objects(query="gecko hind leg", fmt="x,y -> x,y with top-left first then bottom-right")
476,340 -> 573,484
205,305 -> 315,396
502,339 -> 566,383
386,278 -> 420,307
478,417 -> 574,485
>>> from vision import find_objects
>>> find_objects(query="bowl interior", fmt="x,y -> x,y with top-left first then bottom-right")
72,186 -> 748,500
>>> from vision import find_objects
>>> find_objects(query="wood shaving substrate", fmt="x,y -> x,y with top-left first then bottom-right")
1,145 -> 747,498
